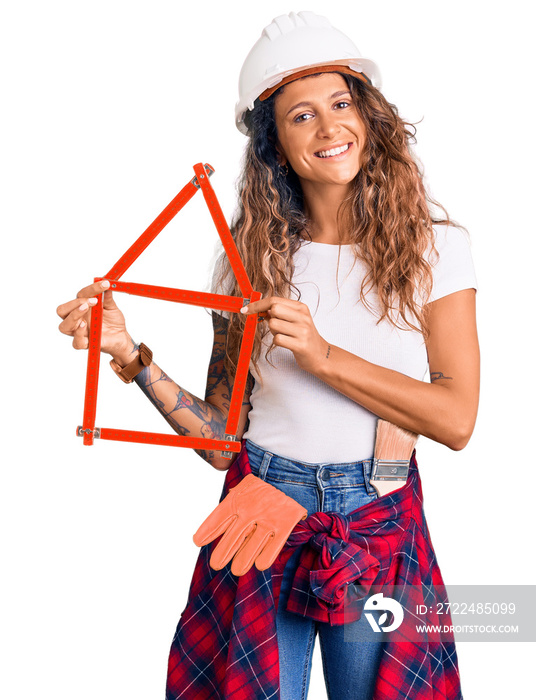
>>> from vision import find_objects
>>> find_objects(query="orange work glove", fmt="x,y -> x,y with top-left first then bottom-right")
193,473 -> 308,576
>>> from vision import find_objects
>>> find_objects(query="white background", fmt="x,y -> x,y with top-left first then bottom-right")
2,0 -> 535,698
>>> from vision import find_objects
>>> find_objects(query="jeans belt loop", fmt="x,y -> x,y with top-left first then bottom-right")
258,449 -> 273,481
363,459 -> 377,496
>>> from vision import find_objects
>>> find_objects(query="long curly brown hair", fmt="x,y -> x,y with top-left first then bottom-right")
212,72 -> 465,381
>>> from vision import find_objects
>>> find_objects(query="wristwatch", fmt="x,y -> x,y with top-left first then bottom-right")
109,343 -> 153,383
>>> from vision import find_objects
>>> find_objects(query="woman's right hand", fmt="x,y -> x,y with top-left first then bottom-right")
56,279 -> 135,364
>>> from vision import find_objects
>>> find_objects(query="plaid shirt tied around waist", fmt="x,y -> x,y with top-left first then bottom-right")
166,442 -> 463,700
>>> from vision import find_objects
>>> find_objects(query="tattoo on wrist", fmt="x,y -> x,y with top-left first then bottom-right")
326,344 -> 331,359
127,337 -> 140,358
431,371 -> 453,382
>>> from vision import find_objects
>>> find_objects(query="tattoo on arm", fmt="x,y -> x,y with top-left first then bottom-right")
135,364 -> 228,440
134,367 -> 172,411
131,312 -> 251,467
431,371 -> 453,382
243,372 -> 254,405
205,312 -> 231,407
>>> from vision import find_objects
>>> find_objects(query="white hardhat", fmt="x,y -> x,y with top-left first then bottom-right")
235,11 -> 382,135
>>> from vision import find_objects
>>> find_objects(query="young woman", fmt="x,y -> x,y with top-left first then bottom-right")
57,11 -> 479,700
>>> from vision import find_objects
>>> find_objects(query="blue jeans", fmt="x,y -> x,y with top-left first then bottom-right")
245,439 -> 385,700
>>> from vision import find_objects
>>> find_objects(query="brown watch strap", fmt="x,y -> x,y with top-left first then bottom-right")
109,343 -> 153,384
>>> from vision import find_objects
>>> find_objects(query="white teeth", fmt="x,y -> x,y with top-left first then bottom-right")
316,143 -> 350,158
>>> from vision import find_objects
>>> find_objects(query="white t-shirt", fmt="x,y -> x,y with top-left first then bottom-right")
211,224 -> 477,463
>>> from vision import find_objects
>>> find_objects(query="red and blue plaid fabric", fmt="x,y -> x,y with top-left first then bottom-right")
166,442 -> 463,699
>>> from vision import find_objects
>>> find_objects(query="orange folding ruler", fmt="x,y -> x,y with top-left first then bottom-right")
77,162 -> 261,458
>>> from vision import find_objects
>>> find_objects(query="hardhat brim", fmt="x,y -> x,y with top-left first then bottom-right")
258,64 -> 373,101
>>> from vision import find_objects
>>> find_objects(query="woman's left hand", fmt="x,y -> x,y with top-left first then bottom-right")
240,296 -> 329,374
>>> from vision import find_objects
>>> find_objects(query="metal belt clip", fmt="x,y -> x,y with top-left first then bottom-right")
371,458 -> 410,481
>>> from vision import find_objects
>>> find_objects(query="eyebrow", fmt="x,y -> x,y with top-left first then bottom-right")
286,90 -> 352,117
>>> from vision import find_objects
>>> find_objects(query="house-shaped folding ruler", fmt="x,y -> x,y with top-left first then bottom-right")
77,162 -> 261,458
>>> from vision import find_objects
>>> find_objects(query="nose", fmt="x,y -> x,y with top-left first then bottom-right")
315,110 -> 340,139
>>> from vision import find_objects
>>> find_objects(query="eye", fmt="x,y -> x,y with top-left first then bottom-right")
294,112 -> 313,123
334,100 -> 351,110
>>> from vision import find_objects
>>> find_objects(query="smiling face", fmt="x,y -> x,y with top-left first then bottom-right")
273,72 -> 367,195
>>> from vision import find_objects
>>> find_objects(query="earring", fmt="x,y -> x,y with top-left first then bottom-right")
280,163 -> 289,176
